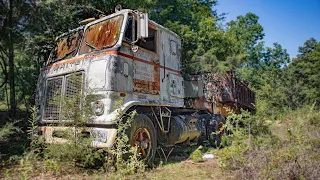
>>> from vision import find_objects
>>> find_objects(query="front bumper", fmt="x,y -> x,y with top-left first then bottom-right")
39,125 -> 117,148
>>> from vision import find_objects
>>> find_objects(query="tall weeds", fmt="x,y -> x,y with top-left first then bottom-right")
216,105 -> 320,179
3,74 -> 146,178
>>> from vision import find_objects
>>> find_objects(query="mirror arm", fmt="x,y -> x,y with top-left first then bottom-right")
131,11 -> 139,44
130,10 -> 148,52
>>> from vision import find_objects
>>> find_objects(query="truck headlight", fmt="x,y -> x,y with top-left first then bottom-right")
93,101 -> 104,116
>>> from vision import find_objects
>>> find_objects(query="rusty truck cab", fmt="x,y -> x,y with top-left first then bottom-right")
36,9 -> 183,148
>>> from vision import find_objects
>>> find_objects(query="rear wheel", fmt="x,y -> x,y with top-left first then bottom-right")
214,114 -> 227,147
200,114 -> 226,148
127,114 -> 157,165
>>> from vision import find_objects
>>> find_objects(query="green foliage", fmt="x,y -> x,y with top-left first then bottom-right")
237,42 -> 291,117
107,110 -> 146,175
227,13 -> 264,53
287,38 -> 320,107
216,105 -> 320,179
0,122 -> 16,139
190,145 -> 204,163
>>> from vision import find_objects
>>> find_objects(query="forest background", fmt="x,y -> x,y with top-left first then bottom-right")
0,0 -> 318,116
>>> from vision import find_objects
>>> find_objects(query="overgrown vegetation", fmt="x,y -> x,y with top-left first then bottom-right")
215,105 -> 320,179
0,122 -> 17,139
1,92 -> 146,179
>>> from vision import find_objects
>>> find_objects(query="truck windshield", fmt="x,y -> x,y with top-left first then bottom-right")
79,15 -> 124,54
48,29 -> 83,64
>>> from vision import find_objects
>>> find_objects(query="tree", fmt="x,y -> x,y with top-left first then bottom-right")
227,13 -> 264,52
227,13 -> 265,69
0,0 -> 33,115
287,38 -> 320,107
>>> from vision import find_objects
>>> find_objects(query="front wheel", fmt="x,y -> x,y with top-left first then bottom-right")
126,114 -> 157,165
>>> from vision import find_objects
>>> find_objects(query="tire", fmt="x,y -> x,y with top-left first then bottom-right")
126,114 -> 157,165
208,116 -> 219,148
197,114 -> 214,145
200,114 -> 226,148
213,114 -> 227,148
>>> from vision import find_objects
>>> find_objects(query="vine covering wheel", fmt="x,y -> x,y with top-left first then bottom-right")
126,114 -> 157,165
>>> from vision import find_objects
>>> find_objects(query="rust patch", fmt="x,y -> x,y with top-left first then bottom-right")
50,30 -> 83,63
188,73 -> 255,110
133,60 -> 160,95
215,103 -> 239,117
80,15 -> 124,54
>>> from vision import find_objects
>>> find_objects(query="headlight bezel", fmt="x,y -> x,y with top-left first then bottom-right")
93,101 -> 104,116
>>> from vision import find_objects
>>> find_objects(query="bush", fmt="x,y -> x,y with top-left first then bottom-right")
107,110 -> 146,175
0,122 -> 19,139
3,86 -> 146,178
216,105 -> 320,179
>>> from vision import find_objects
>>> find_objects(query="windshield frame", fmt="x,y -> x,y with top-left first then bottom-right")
45,10 -> 130,66
79,13 -> 127,55
47,26 -> 84,65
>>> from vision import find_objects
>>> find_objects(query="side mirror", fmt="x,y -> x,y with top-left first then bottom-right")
137,13 -> 148,39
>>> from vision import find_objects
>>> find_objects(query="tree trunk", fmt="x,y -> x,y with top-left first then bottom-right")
8,0 -> 16,117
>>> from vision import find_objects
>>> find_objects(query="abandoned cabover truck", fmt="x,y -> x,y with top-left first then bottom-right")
36,8 -> 255,163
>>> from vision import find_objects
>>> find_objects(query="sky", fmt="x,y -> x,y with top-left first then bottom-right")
216,0 -> 320,59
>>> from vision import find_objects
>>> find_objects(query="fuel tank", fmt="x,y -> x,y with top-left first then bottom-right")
166,115 -> 201,145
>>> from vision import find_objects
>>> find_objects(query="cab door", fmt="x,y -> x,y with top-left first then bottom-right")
159,31 -> 184,102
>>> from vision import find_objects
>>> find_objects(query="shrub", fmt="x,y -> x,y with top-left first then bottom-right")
216,105 -> 320,179
190,146 -> 204,163
7,80 -> 147,178
0,121 -> 20,139
107,110 -> 146,175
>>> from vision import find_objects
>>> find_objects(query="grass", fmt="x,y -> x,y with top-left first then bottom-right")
1,146 -> 226,180
1,105 -> 320,179
144,159 -> 223,180
215,105 -> 320,179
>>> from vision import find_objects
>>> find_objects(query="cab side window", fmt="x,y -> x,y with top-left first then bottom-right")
124,17 -> 134,42
124,17 -> 157,53
137,28 -> 156,52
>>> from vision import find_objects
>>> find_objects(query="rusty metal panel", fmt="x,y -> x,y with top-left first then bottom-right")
186,72 -> 255,111
187,73 -> 233,102
184,97 -> 214,113
80,15 -> 124,54
215,103 -> 240,117
133,60 -> 160,95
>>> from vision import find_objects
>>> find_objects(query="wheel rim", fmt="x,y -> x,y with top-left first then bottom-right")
133,128 -> 152,159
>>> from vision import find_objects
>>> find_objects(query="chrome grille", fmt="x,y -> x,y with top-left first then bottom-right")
44,77 -> 63,120
44,72 -> 83,121
65,73 -> 83,99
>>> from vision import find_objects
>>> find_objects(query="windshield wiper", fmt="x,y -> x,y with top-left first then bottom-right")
86,42 -> 99,50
